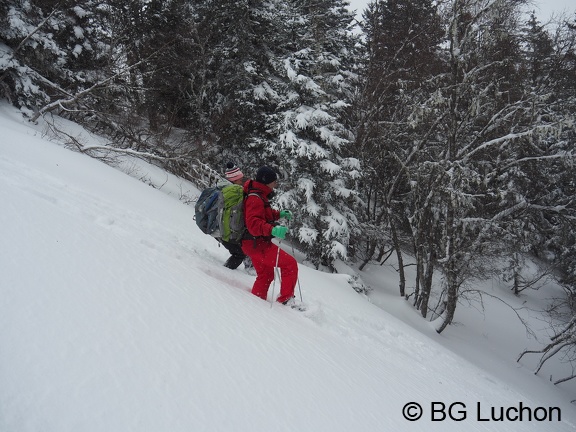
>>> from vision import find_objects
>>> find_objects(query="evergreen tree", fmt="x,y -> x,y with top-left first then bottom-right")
185,0 -> 284,165
269,0 -> 360,269
0,0 -> 111,111
134,0 -> 197,132
522,12 -> 554,87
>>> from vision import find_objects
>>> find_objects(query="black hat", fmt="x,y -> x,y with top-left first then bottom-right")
255,166 -> 278,184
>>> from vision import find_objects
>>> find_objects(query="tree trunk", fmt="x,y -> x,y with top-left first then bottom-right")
390,218 -> 406,297
413,250 -> 422,308
419,251 -> 435,318
359,240 -> 377,271
437,273 -> 458,334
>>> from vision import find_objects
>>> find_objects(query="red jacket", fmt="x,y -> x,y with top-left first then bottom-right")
243,180 -> 280,238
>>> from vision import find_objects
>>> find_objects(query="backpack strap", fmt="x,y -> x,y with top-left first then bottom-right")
246,182 -> 269,209
247,192 -> 264,202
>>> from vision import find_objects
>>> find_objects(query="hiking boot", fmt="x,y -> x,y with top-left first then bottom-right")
224,255 -> 244,269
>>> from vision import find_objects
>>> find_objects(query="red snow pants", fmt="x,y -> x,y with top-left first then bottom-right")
242,238 -> 298,304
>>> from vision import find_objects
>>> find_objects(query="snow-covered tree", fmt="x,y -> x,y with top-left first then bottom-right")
419,0 -> 575,332
118,0 -> 198,133
517,14 -> 576,374
183,0 -> 289,166
0,0 -> 111,111
355,0 -> 444,297
268,0 -> 360,269
355,0 -> 575,332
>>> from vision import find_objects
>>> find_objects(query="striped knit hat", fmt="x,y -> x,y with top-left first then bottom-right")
225,162 -> 244,182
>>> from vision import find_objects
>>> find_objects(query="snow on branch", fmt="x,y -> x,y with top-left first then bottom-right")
29,43 -> 169,123
460,129 -> 537,161
3,7 -> 59,62
503,151 -> 574,170
30,64 -> 138,123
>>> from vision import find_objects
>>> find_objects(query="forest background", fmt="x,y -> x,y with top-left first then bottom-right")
1,0 -> 575,382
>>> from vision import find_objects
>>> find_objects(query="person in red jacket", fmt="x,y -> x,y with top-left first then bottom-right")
242,166 -> 297,304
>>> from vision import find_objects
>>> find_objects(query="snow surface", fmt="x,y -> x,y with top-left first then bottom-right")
1,102 -> 575,431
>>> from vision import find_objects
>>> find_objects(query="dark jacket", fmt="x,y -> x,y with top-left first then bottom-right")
243,180 -> 280,239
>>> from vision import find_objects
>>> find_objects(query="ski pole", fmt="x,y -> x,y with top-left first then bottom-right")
285,218 -> 303,302
270,239 -> 282,307
289,237 -> 303,302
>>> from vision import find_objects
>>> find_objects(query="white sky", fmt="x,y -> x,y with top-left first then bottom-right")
347,0 -> 575,23
2,102 -> 576,431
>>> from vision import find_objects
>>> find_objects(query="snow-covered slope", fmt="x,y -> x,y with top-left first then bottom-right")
1,104 -> 574,431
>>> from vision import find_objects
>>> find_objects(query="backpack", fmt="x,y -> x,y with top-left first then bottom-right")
220,184 -> 246,243
194,182 -> 264,243
194,186 -> 223,237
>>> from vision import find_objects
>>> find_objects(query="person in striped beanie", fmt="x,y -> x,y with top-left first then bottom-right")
220,162 -> 254,273
225,162 -> 244,184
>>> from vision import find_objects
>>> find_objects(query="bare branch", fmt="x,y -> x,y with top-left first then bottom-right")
464,289 -> 538,339
517,317 -> 576,382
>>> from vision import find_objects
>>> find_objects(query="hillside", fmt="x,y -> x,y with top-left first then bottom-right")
1,103 -> 575,431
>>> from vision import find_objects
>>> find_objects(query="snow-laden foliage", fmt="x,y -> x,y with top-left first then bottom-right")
354,0 -> 576,335
0,0 -> 111,109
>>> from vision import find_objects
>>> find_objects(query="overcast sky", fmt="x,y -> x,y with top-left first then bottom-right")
347,0 -> 575,24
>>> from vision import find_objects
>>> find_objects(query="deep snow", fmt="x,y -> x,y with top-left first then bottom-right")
1,103 -> 575,431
